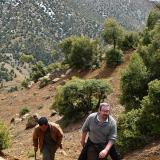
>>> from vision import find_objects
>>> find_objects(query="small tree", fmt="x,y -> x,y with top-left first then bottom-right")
19,107 -> 30,116
147,9 -> 160,30
0,121 -> 11,151
120,31 -> 139,51
135,80 -> 160,137
117,80 -> 160,156
120,53 -> 148,111
30,61 -> 46,82
20,54 -> 34,64
106,48 -> 123,67
60,36 -> 100,69
103,18 -> 124,49
141,28 -> 152,45
117,108 -> 145,156
52,77 -> 112,122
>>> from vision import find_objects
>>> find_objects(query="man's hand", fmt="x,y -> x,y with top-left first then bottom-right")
80,139 -> 85,147
34,147 -> 38,152
99,148 -> 109,159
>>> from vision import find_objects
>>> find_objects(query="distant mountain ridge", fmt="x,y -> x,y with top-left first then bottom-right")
72,0 -> 154,30
0,0 -> 154,63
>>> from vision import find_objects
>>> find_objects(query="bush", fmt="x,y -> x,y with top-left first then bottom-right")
8,86 -> 18,93
118,80 -> 160,156
103,18 -> 124,49
106,48 -> 123,67
117,109 -> 147,156
120,53 -> 148,111
138,38 -> 160,80
60,36 -> 100,69
47,62 -> 69,73
141,28 -> 152,45
52,77 -> 112,123
120,31 -> 139,50
0,121 -> 11,150
147,9 -> 160,30
39,78 -> 50,88
19,107 -> 30,116
30,61 -> 46,82
21,79 -> 30,88
139,80 -> 160,136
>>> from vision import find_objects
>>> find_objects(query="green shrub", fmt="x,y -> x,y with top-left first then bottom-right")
120,53 -> 148,111
147,9 -> 160,30
0,121 -> 11,150
141,28 -> 152,45
117,109 -> 147,156
52,77 -> 112,123
103,18 -> 124,49
30,61 -> 46,82
8,86 -> 18,93
106,48 -> 123,67
118,80 -> 160,156
47,62 -> 69,73
21,79 -> 30,88
39,78 -> 50,88
138,80 -> 160,136
20,54 -> 34,63
138,39 -> 160,80
60,36 -> 100,69
120,31 -> 139,50
19,107 -> 30,116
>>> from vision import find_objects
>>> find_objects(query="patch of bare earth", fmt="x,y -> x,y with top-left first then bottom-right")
0,53 -> 160,160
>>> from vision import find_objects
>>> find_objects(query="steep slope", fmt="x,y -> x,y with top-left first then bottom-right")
0,53 -> 160,160
0,0 -> 100,63
0,0 -> 154,63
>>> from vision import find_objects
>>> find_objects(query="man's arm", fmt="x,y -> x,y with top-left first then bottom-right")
80,131 -> 87,147
99,119 -> 117,158
33,128 -> 39,152
53,124 -> 64,149
80,115 -> 91,147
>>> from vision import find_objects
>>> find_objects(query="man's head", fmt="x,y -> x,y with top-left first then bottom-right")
99,103 -> 110,120
38,117 -> 48,132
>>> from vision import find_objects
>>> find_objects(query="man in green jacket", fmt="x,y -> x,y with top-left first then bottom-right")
79,102 -> 119,160
33,117 -> 63,160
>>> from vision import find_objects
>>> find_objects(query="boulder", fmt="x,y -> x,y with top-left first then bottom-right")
10,117 -> 22,124
22,113 -> 30,121
65,68 -> 72,75
28,81 -> 34,88
50,110 -> 57,117
25,114 -> 39,129
52,78 -> 60,83
61,74 -> 66,78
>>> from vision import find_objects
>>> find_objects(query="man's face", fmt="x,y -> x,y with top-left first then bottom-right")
99,105 -> 110,120
39,124 -> 48,132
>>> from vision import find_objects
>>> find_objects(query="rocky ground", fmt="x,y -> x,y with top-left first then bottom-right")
0,53 -> 160,160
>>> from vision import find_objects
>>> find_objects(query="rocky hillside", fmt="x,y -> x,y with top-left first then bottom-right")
70,0 -> 154,30
0,0 -> 154,63
0,53 -> 160,160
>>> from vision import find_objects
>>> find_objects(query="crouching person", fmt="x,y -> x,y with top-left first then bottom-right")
33,117 -> 63,160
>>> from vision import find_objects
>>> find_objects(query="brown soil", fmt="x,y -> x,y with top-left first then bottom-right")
0,53 -> 160,160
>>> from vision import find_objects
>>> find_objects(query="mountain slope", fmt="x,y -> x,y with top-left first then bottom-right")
0,0 -> 154,63
0,53 -> 160,160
